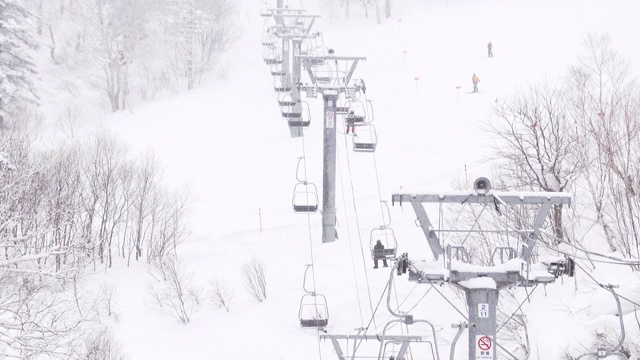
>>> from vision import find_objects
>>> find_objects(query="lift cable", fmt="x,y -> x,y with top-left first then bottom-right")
574,261 -> 640,309
339,116 -> 378,328
336,143 -> 366,327
371,147 -> 408,335
538,240 -> 640,268
352,279 -> 391,355
495,285 -> 539,334
557,239 -> 640,266
573,262 -> 629,359
300,128 -> 323,358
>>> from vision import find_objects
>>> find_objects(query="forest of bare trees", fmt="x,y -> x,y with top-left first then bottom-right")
485,34 -> 640,259
0,0 -> 241,355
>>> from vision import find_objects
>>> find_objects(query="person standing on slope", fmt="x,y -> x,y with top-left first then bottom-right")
487,42 -> 493,57
472,74 -> 480,93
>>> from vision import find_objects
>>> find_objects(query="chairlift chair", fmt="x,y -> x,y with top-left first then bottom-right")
259,3 -> 271,17
273,76 -> 292,92
261,32 -> 276,47
298,264 -> 329,328
383,341 -> 414,360
270,62 -> 286,76
283,101 -> 311,127
370,226 -> 398,261
263,46 -> 283,65
292,182 -> 318,213
343,100 -> 368,125
299,293 -> 329,328
278,93 -> 297,107
353,124 -> 378,152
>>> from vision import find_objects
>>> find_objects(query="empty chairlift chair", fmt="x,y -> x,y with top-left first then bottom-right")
292,182 -> 318,212
353,124 -> 378,152
370,226 -> 398,262
263,45 -> 283,65
292,157 -> 318,212
273,76 -> 292,93
299,294 -> 329,328
261,31 -> 276,47
298,265 -> 329,328
283,101 -> 311,127
270,62 -> 286,76
278,93 -> 297,107
259,2 -> 271,17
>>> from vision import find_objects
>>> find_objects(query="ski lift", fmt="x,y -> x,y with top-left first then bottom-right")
270,62 -> 286,76
298,265 -> 329,328
383,341 -> 413,360
259,2 -> 271,17
278,93 -> 297,107
283,101 -> 311,127
314,61 -> 334,84
263,45 -> 283,65
292,157 -> 318,213
343,100 -> 368,125
274,76 -> 292,92
292,182 -> 318,212
261,31 -> 277,47
307,46 -> 329,67
353,124 -> 378,152
382,339 -> 436,360
370,226 -> 398,261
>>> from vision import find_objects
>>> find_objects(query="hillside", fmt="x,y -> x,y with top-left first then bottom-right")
15,0 -> 640,359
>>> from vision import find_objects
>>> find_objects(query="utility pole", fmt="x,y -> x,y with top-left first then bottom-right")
321,91 -> 338,243
298,54 -> 366,243
269,10 -> 319,138
392,178 -> 575,359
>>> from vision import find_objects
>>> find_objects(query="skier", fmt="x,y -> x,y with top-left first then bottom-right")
472,74 -> 480,93
487,42 -> 493,57
345,111 -> 358,135
373,240 -> 388,269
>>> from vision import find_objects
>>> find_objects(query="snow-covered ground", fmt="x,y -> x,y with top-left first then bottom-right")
33,0 -> 640,358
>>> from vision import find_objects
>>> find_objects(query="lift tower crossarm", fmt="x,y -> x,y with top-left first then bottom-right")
391,191 -> 572,262
272,14 -> 319,35
298,55 -> 366,87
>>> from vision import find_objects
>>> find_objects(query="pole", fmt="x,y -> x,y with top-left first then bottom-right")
466,288 -> 498,360
289,38 -> 303,137
259,208 -> 263,233
321,92 -> 339,243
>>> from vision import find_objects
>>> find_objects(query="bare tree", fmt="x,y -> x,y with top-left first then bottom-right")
56,101 -> 85,139
242,258 -> 267,302
149,256 -> 201,324
209,276 -> 234,312
568,33 -> 640,257
76,325 -> 128,360
487,83 -> 582,245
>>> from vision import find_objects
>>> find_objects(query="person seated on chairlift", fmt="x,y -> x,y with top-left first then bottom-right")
373,240 -> 388,269
346,111 -> 357,135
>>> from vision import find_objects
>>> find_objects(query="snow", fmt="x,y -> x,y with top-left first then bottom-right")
458,277 -> 497,290
23,0 -> 640,359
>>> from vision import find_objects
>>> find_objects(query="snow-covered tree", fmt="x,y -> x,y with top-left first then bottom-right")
0,0 -> 39,128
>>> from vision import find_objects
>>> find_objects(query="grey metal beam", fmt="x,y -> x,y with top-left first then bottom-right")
320,334 -> 424,341
520,202 -> 552,262
297,55 -> 367,62
321,93 -> 339,243
392,192 -> 572,206
328,338 -> 346,360
410,200 -> 445,260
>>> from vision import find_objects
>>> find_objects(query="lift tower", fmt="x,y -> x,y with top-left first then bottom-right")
392,178 -> 574,359
269,12 -> 320,136
298,54 -> 365,243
